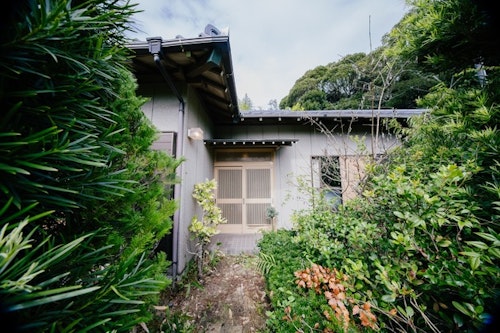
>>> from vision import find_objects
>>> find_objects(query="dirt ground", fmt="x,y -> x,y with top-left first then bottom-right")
147,254 -> 270,333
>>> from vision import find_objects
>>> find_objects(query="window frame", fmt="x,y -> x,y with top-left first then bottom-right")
311,155 -> 343,207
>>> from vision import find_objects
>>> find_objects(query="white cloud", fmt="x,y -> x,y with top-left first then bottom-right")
128,0 -> 408,109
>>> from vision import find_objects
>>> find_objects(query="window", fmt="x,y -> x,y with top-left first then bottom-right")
312,156 -> 342,207
151,132 -> 176,156
215,150 -> 273,162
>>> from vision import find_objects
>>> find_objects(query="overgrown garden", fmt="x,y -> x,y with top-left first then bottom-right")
259,0 -> 499,332
1,0 -> 499,332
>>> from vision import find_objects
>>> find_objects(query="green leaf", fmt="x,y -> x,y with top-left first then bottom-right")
97,309 -> 140,317
26,210 -> 55,223
110,285 -> 131,301
466,241 -> 489,250
452,301 -> 470,316
438,239 -> 452,247
0,163 -> 30,175
470,256 -> 481,271
8,286 -> 101,311
14,160 -> 58,172
0,197 -> 14,216
488,247 -> 500,259
393,211 -> 405,219
475,232 -> 500,244
457,219 -> 473,230
1,202 -> 39,223
381,294 -> 396,303
0,132 -> 21,138
77,319 -> 112,333
459,251 -> 481,258
39,235 -> 91,269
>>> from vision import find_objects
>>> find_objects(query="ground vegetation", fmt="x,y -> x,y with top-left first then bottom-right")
260,0 -> 499,332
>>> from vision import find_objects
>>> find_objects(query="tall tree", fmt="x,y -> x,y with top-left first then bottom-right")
385,0 -> 500,76
279,65 -> 329,110
239,93 -> 253,111
267,99 -> 279,110
279,51 -> 435,110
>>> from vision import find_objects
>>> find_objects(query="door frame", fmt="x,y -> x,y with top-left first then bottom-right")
214,149 -> 275,234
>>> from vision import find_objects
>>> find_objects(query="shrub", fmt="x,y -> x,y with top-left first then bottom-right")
189,179 -> 226,278
283,76 -> 500,332
0,0 -> 179,331
258,231 -> 370,332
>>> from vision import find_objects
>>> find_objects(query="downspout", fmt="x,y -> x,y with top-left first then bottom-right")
147,37 -> 185,283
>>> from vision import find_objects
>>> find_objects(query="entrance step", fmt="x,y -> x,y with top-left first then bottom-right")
209,233 -> 263,255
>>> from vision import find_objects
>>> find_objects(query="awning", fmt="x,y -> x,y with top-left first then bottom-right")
204,138 -> 298,148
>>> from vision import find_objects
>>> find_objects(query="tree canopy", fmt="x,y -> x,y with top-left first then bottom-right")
385,0 -> 500,75
280,0 -> 500,111
279,50 -> 436,110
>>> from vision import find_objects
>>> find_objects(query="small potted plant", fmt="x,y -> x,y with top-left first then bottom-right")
266,206 -> 278,231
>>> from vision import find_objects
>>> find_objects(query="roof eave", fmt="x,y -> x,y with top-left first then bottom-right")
127,35 -> 240,122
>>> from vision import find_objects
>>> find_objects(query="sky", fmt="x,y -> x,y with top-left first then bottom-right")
127,0 -> 409,109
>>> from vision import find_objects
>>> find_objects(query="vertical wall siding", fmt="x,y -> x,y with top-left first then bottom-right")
151,132 -> 176,155
214,123 -> 401,229
138,83 -> 179,132
178,87 -> 214,275
139,83 -> 215,276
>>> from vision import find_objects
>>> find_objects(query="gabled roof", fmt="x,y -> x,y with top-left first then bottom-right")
127,25 -> 240,124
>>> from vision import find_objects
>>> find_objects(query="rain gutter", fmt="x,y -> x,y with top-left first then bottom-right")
147,37 -> 185,283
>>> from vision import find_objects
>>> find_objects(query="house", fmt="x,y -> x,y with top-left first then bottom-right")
127,24 -> 426,279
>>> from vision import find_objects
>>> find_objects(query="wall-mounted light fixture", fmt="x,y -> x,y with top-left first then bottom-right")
187,127 -> 204,140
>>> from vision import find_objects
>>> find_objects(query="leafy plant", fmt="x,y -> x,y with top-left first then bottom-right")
189,179 -> 227,278
257,251 -> 276,276
295,264 -> 378,331
1,0 -> 179,331
0,221 -> 98,331
262,1 -> 500,332
278,79 -> 500,332
258,231 -> 338,332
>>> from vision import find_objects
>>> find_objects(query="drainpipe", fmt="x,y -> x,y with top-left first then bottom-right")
147,37 -> 185,283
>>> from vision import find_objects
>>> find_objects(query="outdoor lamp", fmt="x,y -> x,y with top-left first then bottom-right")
188,127 -> 204,140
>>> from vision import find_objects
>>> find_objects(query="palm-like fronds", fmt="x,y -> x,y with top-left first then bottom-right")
0,221 -> 99,330
257,251 -> 276,276
1,0 -> 179,331
1,0 -> 137,216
